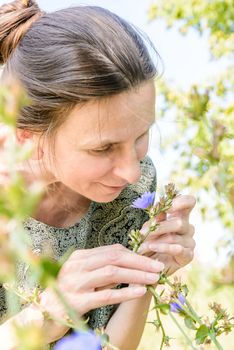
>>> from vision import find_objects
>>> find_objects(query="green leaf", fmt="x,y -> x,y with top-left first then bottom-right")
195,324 -> 210,345
184,316 -> 197,330
154,303 -> 170,315
36,258 -> 62,287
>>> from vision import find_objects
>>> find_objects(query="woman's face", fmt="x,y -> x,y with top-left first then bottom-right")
43,80 -> 156,202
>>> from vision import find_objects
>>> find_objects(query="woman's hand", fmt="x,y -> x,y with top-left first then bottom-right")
39,244 -> 164,342
138,195 -> 196,275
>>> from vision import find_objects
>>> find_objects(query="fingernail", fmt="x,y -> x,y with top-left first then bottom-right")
138,244 -> 146,254
151,260 -> 165,270
133,286 -> 147,295
147,273 -> 160,282
149,243 -> 159,251
140,227 -> 148,236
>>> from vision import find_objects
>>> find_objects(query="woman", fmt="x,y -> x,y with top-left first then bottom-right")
0,1 -> 196,349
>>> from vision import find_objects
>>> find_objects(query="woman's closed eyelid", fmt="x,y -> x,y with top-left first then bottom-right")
89,129 -> 150,154
92,145 -> 113,153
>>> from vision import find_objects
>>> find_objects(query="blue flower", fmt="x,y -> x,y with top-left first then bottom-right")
170,293 -> 186,313
54,330 -> 102,350
170,302 -> 183,313
178,293 -> 186,305
131,191 -> 155,210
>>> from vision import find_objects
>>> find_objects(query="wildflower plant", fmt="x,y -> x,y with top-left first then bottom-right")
129,185 -> 234,350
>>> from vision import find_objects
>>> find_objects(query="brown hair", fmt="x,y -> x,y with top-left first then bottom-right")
0,0 -> 159,135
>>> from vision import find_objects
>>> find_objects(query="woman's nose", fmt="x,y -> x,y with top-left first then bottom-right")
113,150 -> 142,185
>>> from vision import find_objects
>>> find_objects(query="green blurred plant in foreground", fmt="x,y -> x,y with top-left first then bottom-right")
0,83 -> 117,350
139,263 -> 234,350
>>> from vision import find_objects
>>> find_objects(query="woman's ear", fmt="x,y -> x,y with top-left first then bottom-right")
15,128 -> 44,160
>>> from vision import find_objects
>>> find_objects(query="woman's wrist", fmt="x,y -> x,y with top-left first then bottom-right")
38,289 -> 70,342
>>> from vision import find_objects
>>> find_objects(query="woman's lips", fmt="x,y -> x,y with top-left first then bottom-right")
99,183 -> 127,192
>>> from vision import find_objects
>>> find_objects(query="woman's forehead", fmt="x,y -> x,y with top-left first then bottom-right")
71,82 -> 154,124
60,81 -> 156,143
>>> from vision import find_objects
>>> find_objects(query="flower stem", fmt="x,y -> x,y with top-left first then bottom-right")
163,276 -> 174,288
156,307 -> 166,350
147,284 -> 201,350
147,286 -> 167,349
169,312 -> 197,350
185,300 -> 202,325
208,331 -> 224,350
185,299 -> 224,350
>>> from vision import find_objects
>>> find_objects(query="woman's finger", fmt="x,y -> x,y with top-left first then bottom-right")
138,229 -> 196,254
74,285 -> 148,315
70,266 -> 161,290
149,244 -> 194,262
74,244 -> 164,273
142,218 -> 194,238
140,212 -> 166,235
166,195 -> 196,216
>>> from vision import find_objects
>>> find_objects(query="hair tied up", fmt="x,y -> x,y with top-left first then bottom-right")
22,0 -> 34,7
0,0 -> 44,65
22,0 -> 30,6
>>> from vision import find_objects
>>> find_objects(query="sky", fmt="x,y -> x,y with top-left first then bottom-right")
0,0 -> 228,265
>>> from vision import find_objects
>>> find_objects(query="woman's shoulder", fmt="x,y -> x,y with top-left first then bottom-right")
140,155 -> 156,179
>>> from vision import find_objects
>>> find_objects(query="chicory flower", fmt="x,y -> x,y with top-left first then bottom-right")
170,302 -> 183,313
170,293 -> 186,313
178,293 -> 186,305
131,191 -> 155,210
54,330 -> 102,350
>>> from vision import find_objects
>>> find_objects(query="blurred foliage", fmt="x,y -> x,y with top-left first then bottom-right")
148,0 -> 234,264
0,83 -> 112,350
0,84 -> 42,284
148,0 -> 234,58
0,83 -> 63,349
139,264 -> 234,350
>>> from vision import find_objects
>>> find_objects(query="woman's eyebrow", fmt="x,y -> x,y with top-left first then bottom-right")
81,120 -> 155,148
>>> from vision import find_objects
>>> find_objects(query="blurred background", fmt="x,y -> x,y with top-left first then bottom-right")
0,0 -> 233,348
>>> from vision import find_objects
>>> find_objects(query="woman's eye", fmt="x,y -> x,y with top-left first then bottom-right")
90,145 -> 112,154
88,130 -> 149,156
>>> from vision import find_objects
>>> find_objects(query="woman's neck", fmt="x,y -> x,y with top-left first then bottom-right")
19,161 -> 91,228
31,184 -> 91,228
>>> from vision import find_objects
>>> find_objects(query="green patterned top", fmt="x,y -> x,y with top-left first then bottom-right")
0,156 -> 156,346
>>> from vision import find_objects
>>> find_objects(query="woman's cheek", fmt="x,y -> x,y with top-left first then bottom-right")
79,154 -> 114,179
